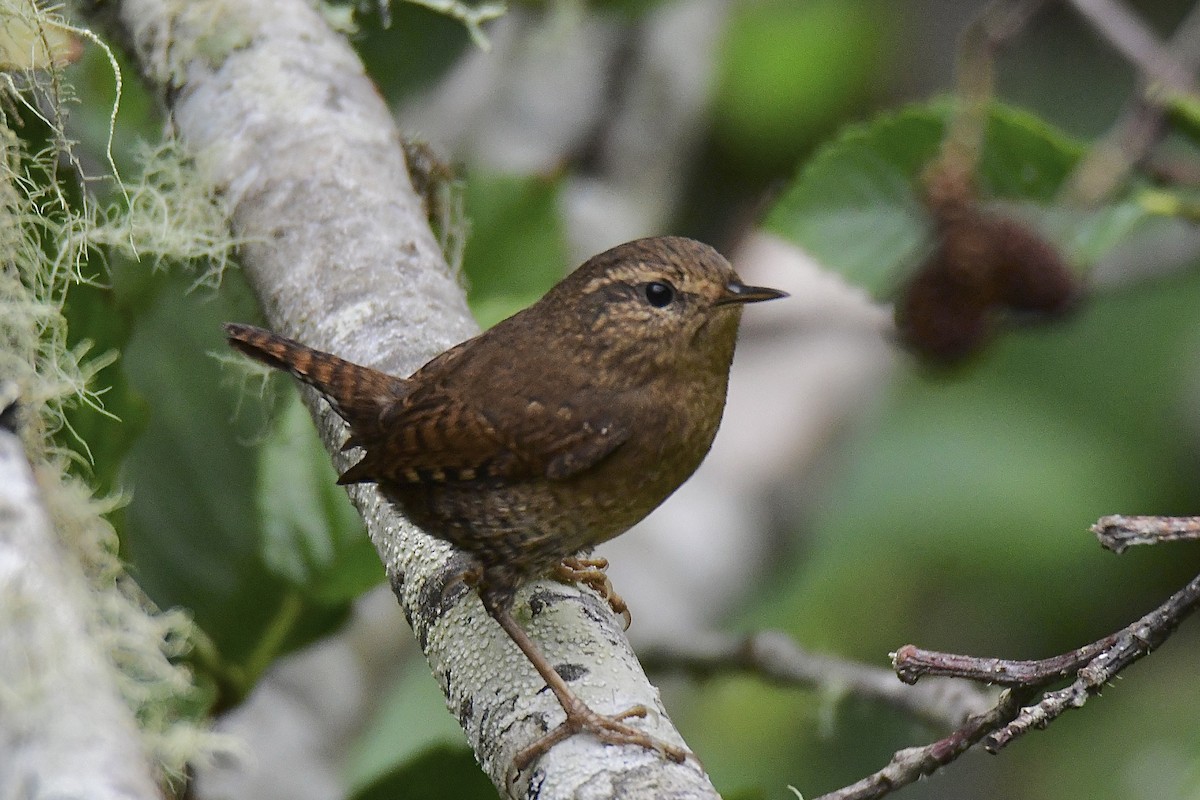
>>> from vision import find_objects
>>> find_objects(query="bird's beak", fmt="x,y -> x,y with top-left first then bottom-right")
715,280 -> 789,306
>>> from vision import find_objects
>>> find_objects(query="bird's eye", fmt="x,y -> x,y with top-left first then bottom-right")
644,281 -> 675,308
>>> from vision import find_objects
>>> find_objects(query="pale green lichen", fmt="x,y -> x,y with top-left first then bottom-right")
118,0 -> 255,90
0,1 -> 237,784
329,0 -> 507,51
86,138 -> 244,290
402,138 -> 470,277
399,0 -> 506,50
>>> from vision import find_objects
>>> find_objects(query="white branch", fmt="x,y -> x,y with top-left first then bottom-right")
0,405 -> 162,800
108,1 -> 718,796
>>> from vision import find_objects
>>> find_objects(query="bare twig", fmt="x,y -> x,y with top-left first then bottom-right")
810,688 -> 1038,800
934,0 -> 1050,182
892,637 -> 1115,686
815,512 -> 1200,800
1092,514 -> 1200,552
1066,0 -> 1194,90
893,565 -> 1200,751
985,567 -> 1200,752
640,631 -> 994,730
1063,1 -> 1200,203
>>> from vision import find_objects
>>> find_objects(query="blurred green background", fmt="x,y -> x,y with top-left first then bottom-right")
42,0 -> 1200,798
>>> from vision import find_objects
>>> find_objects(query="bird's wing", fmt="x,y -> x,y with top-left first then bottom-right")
337,378 -> 631,486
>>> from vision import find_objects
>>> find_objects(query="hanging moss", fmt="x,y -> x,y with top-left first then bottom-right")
0,1 -> 240,784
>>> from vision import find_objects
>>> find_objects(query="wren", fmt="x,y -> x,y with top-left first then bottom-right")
225,235 -> 786,774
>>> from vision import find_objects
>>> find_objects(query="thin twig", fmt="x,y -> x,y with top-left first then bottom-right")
985,568 -> 1200,751
1066,0 -> 1193,90
934,0 -> 1050,183
892,637 -> 1115,687
810,688 -> 1038,800
641,631 -> 994,730
1063,1 -> 1200,203
1091,514 -> 1200,553
814,512 -> 1200,800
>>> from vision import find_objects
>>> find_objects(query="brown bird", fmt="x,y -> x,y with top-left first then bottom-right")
224,235 -> 785,774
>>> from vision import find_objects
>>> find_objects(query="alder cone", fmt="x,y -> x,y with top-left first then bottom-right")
898,201 -> 1078,364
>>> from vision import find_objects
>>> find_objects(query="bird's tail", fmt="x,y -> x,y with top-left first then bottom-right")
223,322 -> 404,436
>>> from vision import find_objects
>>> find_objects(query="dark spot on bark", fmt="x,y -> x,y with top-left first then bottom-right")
578,599 -> 610,627
415,554 -> 479,645
481,693 -> 519,733
554,663 -> 587,682
413,616 -> 429,651
528,768 -> 546,799
528,591 -> 547,616
458,695 -> 473,726
527,587 -> 571,617
478,701 -> 490,730
388,568 -> 406,601
387,568 -> 417,632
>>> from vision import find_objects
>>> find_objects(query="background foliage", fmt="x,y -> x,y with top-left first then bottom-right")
27,0 -> 1200,798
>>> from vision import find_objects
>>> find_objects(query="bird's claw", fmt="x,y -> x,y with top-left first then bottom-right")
553,556 -> 631,629
506,702 -> 689,794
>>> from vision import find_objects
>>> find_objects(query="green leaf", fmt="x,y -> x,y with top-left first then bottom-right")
119,269 -> 362,690
1161,85 -> 1200,145
349,1 -> 472,101
763,100 -> 1178,298
257,390 -> 382,603
120,271 -> 287,666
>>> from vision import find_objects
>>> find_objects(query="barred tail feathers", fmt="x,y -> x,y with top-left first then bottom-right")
223,322 -> 404,431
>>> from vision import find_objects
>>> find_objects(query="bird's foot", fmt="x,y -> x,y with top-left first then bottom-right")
553,556 -> 631,629
508,702 -> 688,789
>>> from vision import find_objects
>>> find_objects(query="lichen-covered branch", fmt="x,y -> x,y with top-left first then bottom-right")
0,7 -> 219,782
104,1 -> 717,796
0,395 -> 162,800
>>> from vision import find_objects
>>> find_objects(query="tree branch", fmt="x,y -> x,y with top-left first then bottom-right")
103,1 -> 717,796
0,390 -> 162,800
810,688 -> 1037,800
892,639 -> 1115,687
1063,0 -> 1200,203
640,630 -> 994,730
984,565 -> 1200,752
1066,0 -> 1195,90
1091,514 -> 1200,552
815,514 -> 1200,800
